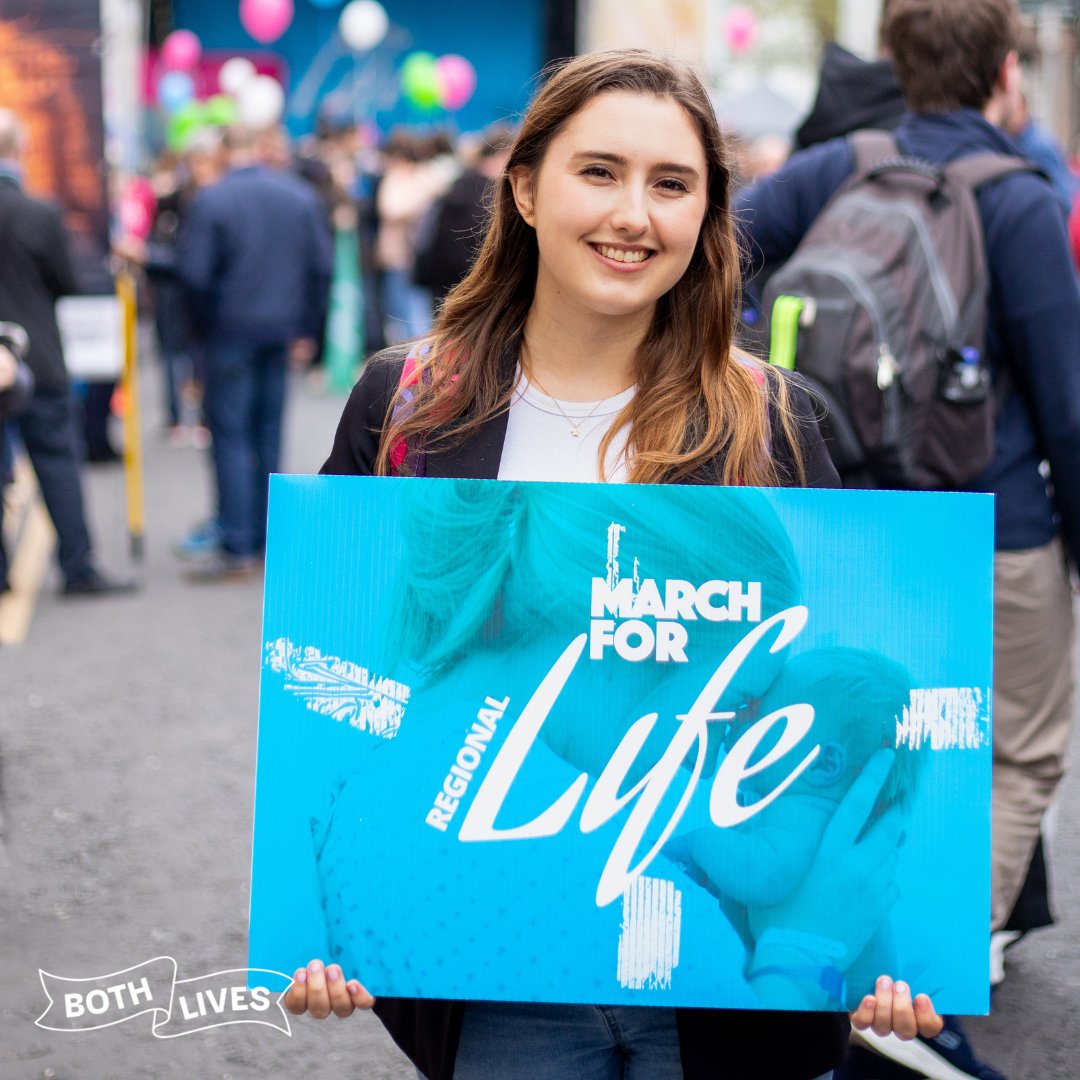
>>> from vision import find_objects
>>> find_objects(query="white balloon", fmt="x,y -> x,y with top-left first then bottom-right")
237,75 -> 286,129
219,56 -> 257,97
339,0 -> 389,52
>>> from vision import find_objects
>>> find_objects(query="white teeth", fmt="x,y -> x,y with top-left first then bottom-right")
597,245 -> 651,263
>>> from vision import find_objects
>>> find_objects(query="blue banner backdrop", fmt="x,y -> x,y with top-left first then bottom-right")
250,476 -> 994,1014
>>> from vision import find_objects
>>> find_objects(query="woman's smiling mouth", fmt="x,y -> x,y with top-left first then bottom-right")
590,243 -> 657,269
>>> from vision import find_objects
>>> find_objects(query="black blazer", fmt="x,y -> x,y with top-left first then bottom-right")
321,349 -> 847,1080
0,176 -> 78,396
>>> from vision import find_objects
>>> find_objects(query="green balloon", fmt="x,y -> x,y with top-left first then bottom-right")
167,103 -> 207,152
204,94 -> 238,127
400,52 -> 440,110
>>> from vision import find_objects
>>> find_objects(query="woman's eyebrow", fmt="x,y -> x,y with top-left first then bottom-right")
570,150 -> 701,178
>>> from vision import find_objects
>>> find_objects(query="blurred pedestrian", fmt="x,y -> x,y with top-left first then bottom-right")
375,131 -> 448,343
1003,91 -> 1080,215
0,109 -> 136,597
143,133 -> 222,447
177,123 -> 332,581
412,124 -> 513,304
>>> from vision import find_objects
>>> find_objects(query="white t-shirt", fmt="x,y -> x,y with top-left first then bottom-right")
496,374 -> 636,483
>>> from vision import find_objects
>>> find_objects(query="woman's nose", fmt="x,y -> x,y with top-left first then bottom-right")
609,184 -> 649,234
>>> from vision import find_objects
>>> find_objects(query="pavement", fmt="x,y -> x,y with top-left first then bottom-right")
0,350 -> 1077,1079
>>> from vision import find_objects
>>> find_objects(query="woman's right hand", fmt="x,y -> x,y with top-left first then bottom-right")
283,958 -> 375,1018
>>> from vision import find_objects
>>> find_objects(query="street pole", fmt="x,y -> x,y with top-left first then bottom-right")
118,270 -> 145,561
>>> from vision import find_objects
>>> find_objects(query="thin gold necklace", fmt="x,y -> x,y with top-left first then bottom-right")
521,342 -> 609,439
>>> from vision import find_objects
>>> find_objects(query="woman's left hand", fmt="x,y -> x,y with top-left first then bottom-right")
850,975 -> 943,1040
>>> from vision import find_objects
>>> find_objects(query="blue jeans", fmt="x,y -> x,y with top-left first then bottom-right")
203,340 -> 287,557
451,1002 -> 683,1080
150,276 -> 194,427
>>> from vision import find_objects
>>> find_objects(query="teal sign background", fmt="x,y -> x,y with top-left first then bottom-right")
250,476 -> 993,1013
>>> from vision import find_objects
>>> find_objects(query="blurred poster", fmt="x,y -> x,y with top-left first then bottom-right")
0,0 -> 112,291
251,476 -> 995,1015
56,295 -> 123,379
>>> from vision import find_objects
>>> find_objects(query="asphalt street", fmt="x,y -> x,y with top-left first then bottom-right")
0,353 -> 1077,1079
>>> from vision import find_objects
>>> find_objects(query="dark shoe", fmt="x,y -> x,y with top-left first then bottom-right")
183,553 -> 259,583
86,444 -> 123,465
62,570 -> 139,597
851,1016 -> 1007,1080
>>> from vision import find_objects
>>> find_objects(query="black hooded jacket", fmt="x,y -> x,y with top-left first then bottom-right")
795,41 -> 904,151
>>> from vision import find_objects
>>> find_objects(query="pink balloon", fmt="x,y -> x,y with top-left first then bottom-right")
239,0 -> 295,45
435,54 -> 477,112
161,29 -> 202,72
725,7 -> 758,54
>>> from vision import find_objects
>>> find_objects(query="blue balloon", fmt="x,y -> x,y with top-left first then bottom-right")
158,71 -> 195,113
308,0 -> 342,7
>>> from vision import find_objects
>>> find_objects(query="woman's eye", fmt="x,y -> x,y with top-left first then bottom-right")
656,177 -> 690,193
580,165 -> 614,179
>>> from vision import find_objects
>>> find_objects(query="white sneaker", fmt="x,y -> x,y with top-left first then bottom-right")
989,929 -> 1022,986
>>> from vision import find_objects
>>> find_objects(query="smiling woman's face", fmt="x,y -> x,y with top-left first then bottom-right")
510,90 -> 710,328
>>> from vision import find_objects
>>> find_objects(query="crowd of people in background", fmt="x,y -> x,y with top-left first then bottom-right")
124,83 -> 1080,463
100,115 -> 518,579
5,8 -> 1080,596
6,72 -> 1079,588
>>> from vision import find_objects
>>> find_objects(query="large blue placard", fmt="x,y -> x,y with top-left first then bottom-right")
249,476 -> 993,1014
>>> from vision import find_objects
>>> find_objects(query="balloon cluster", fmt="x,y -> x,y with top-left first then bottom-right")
332,2 -> 475,112
399,52 -> 477,112
154,28 -> 286,151
153,1 -> 478,154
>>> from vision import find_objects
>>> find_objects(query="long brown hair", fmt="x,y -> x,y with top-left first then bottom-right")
378,49 -> 803,486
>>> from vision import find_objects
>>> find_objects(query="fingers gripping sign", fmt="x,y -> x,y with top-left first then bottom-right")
829,753 -> 943,1042
283,959 -> 375,1019
851,976 -> 944,1041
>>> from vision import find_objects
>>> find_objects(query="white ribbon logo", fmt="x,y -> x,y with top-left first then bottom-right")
36,956 -> 293,1038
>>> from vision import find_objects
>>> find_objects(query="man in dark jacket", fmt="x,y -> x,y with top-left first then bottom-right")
0,110 -> 134,597
178,123 -> 332,580
738,2 -> 1080,1078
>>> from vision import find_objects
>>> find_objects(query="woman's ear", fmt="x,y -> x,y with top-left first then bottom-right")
508,165 -> 536,227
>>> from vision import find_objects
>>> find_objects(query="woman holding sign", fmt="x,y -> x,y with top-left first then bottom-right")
288,50 -> 943,1080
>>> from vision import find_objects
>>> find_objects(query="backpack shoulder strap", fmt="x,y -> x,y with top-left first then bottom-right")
945,152 -> 1040,191
848,130 -> 901,176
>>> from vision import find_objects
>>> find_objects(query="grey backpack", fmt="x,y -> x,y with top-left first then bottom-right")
763,130 -> 1033,489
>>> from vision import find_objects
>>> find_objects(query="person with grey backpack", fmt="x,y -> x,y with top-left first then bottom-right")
737,1 -> 1080,1078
